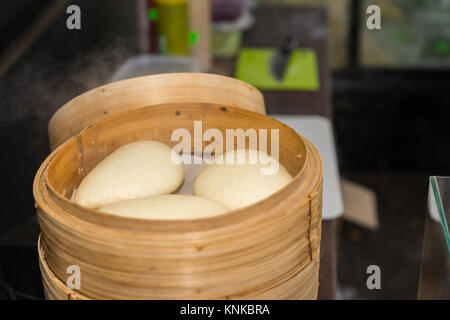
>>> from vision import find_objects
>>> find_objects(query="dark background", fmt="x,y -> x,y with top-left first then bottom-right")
1,0 -> 449,299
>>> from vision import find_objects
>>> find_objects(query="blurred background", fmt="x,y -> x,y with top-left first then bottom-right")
0,0 -> 449,300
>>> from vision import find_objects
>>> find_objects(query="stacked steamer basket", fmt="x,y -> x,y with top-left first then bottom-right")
33,73 -> 323,300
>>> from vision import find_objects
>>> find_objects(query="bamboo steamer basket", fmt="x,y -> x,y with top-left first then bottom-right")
34,103 -> 323,300
48,73 -> 265,150
34,74 -> 322,300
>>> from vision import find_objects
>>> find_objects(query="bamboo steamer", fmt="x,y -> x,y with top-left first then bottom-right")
34,103 -> 322,300
35,73 -> 322,300
48,73 -> 265,150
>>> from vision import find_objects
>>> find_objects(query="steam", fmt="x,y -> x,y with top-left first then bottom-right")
0,36 -> 133,125
0,36 -> 136,236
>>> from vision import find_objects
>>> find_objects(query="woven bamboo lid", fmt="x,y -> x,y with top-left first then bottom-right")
48,73 -> 266,149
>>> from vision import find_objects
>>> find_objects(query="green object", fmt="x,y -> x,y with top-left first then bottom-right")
434,40 -> 449,55
212,31 -> 242,58
156,0 -> 189,54
189,30 -> 199,47
148,8 -> 158,21
235,48 -> 319,91
392,32 -> 406,44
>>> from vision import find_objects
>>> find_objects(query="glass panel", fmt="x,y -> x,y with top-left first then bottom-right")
430,176 -> 450,255
417,176 -> 450,299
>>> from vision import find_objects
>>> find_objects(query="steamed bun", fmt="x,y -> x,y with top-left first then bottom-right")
74,140 -> 184,208
99,194 -> 229,219
194,149 -> 293,210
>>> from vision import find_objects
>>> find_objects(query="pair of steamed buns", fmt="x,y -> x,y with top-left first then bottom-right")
74,140 -> 293,220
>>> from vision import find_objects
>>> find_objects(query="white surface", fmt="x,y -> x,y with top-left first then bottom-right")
272,115 -> 344,220
213,11 -> 254,32
110,55 -> 200,82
